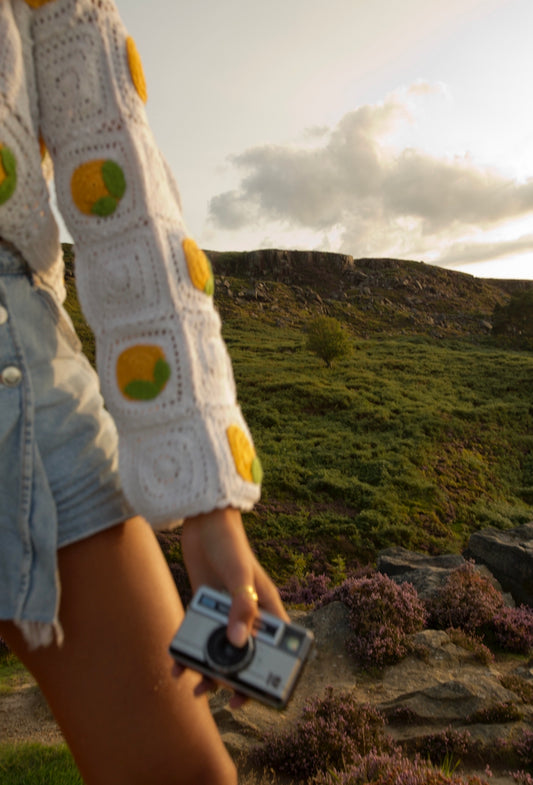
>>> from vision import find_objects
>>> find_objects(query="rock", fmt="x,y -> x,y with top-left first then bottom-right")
208,248 -> 355,295
377,547 -> 466,600
383,676 -> 516,723
210,602 -> 359,744
377,546 -> 508,602
465,523 -> 533,606
209,605 -> 531,757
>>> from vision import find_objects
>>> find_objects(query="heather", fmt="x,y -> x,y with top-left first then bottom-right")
279,560 -> 533,670
311,750 -> 489,785
250,688 -> 391,780
406,727 -> 475,765
427,562 -> 504,634
248,565 -> 533,783
250,691 -> 492,784
427,563 -> 533,654
320,571 -> 426,667
492,606 -> 533,654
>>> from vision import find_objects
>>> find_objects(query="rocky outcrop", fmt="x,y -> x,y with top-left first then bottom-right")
465,523 -> 533,607
376,546 -> 507,602
208,248 -> 355,296
376,547 -> 467,600
211,604 -> 532,784
379,629 -> 518,723
3,599 -> 530,784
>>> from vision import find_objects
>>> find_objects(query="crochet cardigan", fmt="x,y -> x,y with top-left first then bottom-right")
0,0 -> 262,527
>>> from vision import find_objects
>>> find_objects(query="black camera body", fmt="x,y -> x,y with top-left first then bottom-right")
169,585 -> 314,709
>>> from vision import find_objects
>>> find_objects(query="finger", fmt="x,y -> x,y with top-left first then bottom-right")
254,566 -> 290,622
193,675 -> 218,697
226,583 -> 258,648
228,692 -> 249,710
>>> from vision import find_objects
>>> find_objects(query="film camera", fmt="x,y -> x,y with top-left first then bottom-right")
169,585 -> 314,709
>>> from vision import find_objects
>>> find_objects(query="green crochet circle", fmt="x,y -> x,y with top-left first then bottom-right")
0,146 -> 17,205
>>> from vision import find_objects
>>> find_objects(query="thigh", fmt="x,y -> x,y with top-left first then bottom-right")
0,517 -> 236,785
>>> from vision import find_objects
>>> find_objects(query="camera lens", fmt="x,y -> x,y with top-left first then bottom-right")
205,626 -> 255,675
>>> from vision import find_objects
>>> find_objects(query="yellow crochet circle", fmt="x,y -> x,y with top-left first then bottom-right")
182,238 -> 214,296
116,344 -> 171,401
71,159 -> 126,217
23,0 -> 56,7
126,37 -> 148,104
226,425 -> 263,484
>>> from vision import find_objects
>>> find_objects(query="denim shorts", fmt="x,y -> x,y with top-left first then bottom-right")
0,241 -> 132,647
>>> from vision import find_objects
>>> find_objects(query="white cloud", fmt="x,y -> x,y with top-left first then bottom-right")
436,233 -> 533,267
208,84 -> 533,265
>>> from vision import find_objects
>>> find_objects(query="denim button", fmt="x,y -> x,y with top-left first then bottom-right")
0,306 -> 8,325
1,365 -> 22,387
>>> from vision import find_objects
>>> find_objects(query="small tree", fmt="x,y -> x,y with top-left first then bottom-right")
492,290 -> 533,349
306,315 -> 351,367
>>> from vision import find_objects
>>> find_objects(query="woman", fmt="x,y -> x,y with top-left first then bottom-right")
0,1 -> 287,783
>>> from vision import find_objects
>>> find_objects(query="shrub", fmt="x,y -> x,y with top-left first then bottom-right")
311,749 -> 489,785
513,728 -> 533,767
500,673 -> 533,704
491,605 -> 533,654
467,702 -> 524,724
446,628 -> 494,665
323,572 -> 426,667
511,772 -> 533,784
427,562 -> 504,635
406,727 -> 475,766
306,315 -> 352,367
250,687 -> 390,780
492,290 -> 533,349
279,572 -> 332,606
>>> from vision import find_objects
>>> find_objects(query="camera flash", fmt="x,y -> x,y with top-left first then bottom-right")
284,633 -> 302,653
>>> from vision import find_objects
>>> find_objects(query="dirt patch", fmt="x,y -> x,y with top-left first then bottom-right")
0,670 -> 520,784
0,681 -> 64,746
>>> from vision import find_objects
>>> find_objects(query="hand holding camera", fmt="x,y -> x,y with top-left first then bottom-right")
170,585 -> 314,708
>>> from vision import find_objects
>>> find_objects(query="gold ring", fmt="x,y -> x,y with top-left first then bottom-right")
231,585 -> 259,603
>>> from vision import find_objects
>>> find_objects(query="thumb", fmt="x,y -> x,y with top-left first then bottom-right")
226,584 -> 259,648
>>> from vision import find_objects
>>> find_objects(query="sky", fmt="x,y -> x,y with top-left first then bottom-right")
101,0 -> 533,280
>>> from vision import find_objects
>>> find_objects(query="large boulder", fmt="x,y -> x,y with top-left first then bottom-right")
378,630 -> 516,722
465,523 -> 533,607
376,547 -> 466,600
377,545 -> 508,602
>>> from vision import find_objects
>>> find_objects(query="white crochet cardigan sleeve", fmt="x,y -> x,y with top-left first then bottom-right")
29,0 -> 262,527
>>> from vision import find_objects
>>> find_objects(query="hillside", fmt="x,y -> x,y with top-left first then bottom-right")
62,245 -> 533,581
207,248 -> 532,338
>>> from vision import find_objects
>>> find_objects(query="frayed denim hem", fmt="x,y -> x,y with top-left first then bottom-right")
15,617 -> 64,649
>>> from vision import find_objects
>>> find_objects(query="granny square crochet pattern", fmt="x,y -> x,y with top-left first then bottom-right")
0,0 -> 262,526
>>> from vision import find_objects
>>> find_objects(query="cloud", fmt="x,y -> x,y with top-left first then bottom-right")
208,83 -> 533,263
436,233 -> 533,267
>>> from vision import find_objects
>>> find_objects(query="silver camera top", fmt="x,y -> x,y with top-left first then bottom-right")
169,585 -> 314,708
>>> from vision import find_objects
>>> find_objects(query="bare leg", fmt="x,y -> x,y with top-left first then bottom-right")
0,517 -> 237,785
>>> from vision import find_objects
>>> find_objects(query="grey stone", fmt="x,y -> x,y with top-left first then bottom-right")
466,523 -> 533,606
377,546 -> 466,600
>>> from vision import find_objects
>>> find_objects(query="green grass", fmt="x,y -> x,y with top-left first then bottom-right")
223,323 -> 533,579
0,655 -> 30,695
61,249 -> 533,584
0,744 -> 81,784
0,656 -> 81,782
